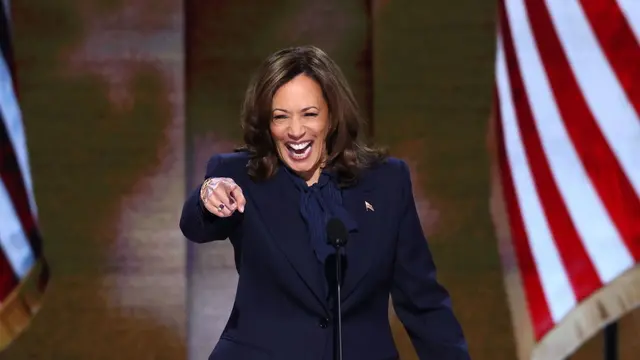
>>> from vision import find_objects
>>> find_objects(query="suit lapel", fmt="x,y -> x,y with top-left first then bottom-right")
340,175 -> 378,302
245,169 -> 327,310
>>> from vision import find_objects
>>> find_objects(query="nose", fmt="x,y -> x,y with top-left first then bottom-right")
287,116 -> 305,139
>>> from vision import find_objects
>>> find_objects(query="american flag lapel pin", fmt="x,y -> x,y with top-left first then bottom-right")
365,201 -> 374,212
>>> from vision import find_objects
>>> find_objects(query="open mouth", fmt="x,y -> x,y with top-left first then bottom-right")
285,141 -> 313,161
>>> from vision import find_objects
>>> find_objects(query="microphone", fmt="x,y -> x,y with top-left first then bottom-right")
327,217 -> 349,248
326,218 -> 348,360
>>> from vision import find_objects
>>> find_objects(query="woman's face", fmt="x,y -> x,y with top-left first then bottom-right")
270,74 -> 329,183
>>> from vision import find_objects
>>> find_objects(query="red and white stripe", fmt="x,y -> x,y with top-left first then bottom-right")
495,0 -> 640,340
0,4 -> 37,304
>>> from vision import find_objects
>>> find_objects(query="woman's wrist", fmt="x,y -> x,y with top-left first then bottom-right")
200,177 -> 217,204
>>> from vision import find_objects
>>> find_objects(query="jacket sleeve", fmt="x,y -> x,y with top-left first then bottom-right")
179,154 -> 242,243
390,161 -> 470,359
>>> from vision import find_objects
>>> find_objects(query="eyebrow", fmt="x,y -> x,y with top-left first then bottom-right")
272,106 -> 320,113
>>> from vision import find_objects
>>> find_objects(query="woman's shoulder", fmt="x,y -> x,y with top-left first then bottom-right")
205,150 -> 251,178
365,156 -> 409,177
210,150 -> 251,164
358,156 -> 410,187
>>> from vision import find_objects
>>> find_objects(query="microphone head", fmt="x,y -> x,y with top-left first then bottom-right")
326,217 -> 348,248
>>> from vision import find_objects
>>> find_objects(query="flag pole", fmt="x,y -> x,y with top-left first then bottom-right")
604,322 -> 618,360
564,322 -> 619,360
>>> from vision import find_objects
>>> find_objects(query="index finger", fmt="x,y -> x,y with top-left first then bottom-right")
230,186 -> 246,213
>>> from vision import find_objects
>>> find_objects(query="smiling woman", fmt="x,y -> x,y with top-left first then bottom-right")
238,45 -> 385,187
180,45 -> 470,360
270,75 -> 328,183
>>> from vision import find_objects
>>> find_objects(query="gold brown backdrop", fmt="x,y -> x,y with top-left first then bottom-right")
1,1 -> 638,359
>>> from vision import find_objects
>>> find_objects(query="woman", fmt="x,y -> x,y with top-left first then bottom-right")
180,45 -> 469,360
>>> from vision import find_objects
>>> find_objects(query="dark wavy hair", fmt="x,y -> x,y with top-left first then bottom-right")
238,45 -> 387,187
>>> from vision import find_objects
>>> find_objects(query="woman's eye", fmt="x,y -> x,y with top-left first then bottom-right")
273,114 -> 287,120
304,113 -> 318,117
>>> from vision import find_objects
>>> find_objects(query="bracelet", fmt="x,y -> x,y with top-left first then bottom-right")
200,177 -> 217,203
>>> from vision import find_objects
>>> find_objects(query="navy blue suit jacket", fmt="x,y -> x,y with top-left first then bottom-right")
180,152 -> 470,360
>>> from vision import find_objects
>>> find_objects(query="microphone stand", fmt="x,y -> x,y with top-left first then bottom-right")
327,217 -> 348,360
332,244 -> 344,360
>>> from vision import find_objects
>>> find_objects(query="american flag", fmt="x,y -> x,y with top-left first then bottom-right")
0,1 -> 48,351
491,0 -> 640,358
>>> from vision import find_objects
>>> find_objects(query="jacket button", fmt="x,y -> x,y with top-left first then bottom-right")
318,318 -> 329,329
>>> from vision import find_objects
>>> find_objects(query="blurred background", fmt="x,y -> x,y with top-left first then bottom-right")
0,0 -> 638,359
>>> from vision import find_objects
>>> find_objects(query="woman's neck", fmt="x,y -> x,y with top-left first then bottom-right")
281,156 -> 325,186
301,167 -> 321,186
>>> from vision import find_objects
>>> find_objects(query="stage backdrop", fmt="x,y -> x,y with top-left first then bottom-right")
0,0 -> 187,359
1,1 -> 639,360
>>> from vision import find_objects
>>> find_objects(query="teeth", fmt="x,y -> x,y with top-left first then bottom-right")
288,141 -> 311,150
289,145 -> 312,160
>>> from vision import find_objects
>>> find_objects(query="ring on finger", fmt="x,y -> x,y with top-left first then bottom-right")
218,204 -> 225,211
